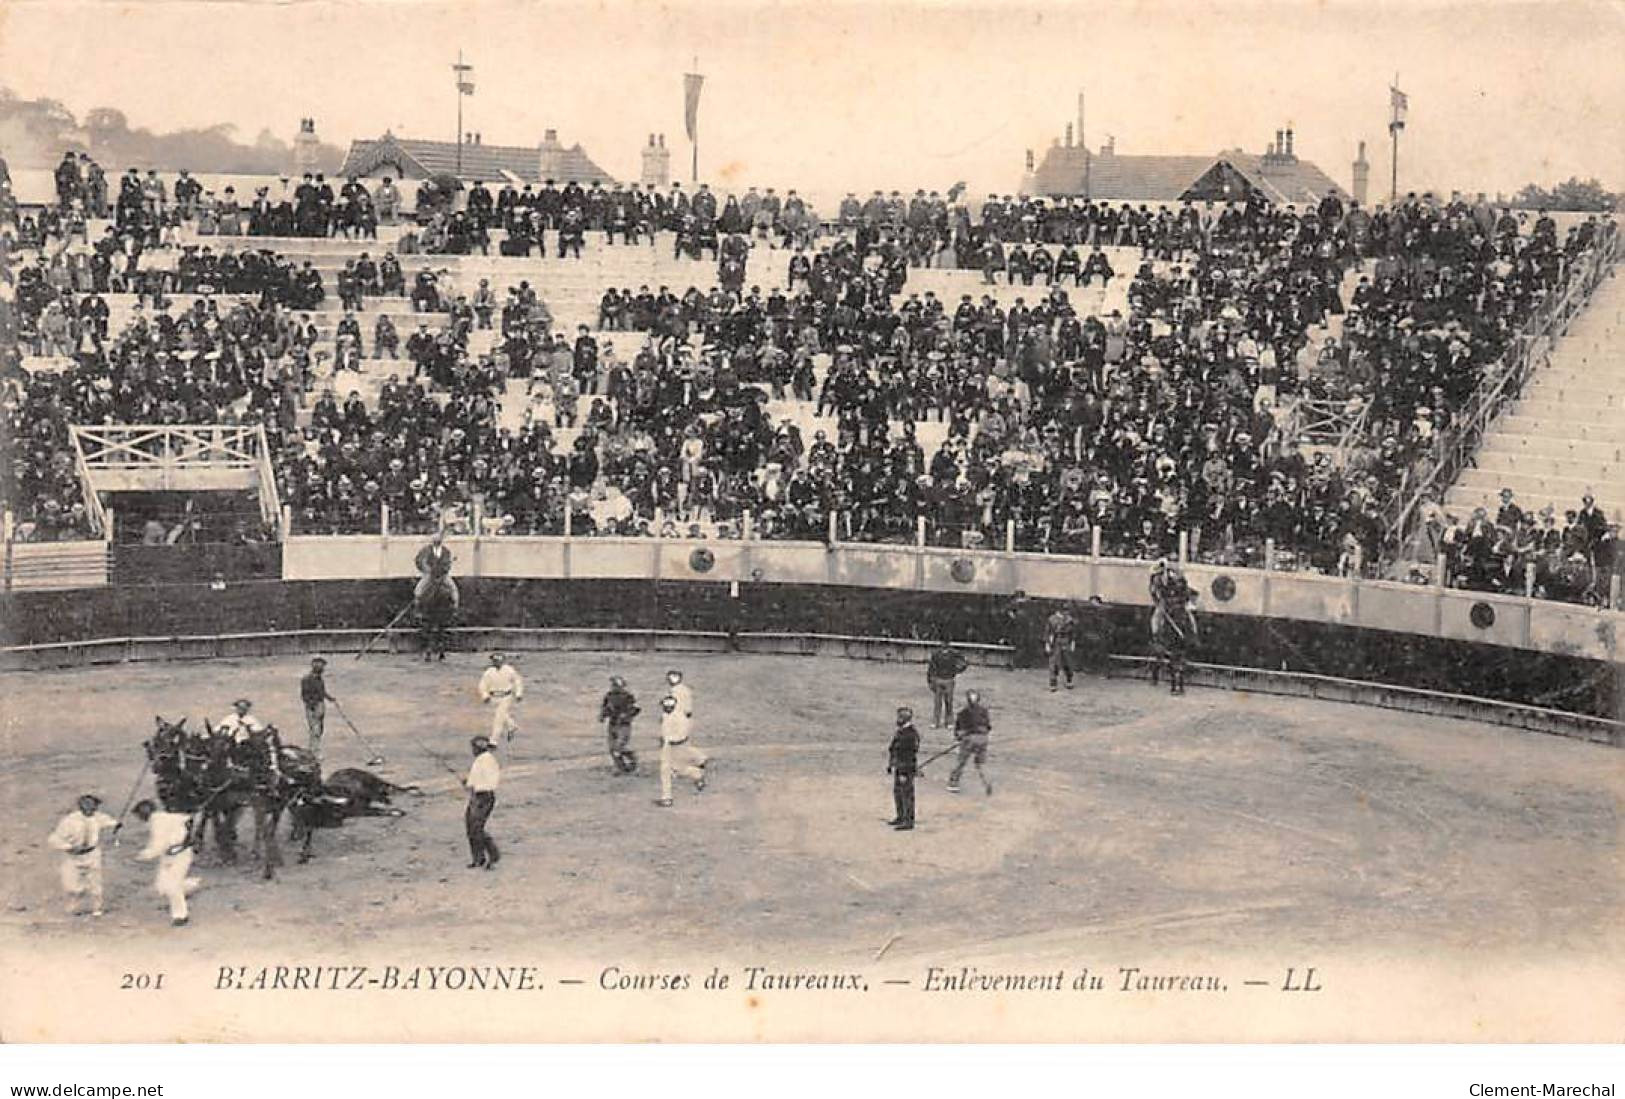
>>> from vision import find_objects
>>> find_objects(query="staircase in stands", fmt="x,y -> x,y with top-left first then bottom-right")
1446,267 -> 1624,521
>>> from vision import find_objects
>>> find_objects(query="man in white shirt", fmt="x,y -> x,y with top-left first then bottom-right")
478,653 -> 524,742
131,800 -> 200,926
216,697 -> 266,742
655,695 -> 708,808
462,736 -> 501,869
46,794 -> 121,917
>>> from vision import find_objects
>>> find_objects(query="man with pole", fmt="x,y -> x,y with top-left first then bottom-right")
946,689 -> 994,797
300,657 -> 336,758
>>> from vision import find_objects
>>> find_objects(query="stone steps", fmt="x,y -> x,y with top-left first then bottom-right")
1477,433 -> 1622,463
1443,264 -> 1624,523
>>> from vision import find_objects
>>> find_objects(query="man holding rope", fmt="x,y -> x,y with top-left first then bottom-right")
947,689 -> 994,797
46,794 -> 121,917
131,799 -> 201,927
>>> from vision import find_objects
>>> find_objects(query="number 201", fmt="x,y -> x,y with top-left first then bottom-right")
120,972 -> 165,990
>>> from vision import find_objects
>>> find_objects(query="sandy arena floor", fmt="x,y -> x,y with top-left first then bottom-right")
1,651 -> 1620,1040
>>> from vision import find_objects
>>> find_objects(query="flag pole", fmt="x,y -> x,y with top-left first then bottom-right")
453,50 -> 474,177
1388,73 -> 1404,204
691,55 -> 699,183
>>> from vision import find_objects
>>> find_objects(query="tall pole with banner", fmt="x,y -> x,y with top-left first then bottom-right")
684,61 -> 705,183
453,51 -> 475,176
1388,76 -> 1407,204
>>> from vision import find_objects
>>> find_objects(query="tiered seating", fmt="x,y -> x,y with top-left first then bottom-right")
1447,272 -> 1625,519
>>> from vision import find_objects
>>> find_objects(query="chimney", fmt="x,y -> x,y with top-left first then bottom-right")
293,117 -> 320,177
1100,136 -> 1114,156
538,130 -> 566,182
1064,123 -> 1073,148
1351,140 -> 1370,206
1284,126 -> 1294,158
1077,90 -> 1086,150
1274,130 -> 1284,159
1025,149 -> 1035,172
642,129 -> 672,188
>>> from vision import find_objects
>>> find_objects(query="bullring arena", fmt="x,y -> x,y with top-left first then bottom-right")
3,70 -> 1625,1040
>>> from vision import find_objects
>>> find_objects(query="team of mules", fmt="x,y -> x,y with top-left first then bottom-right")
143,717 -> 419,879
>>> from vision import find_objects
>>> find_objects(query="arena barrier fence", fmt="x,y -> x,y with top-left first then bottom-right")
278,534 -> 1624,665
1,620 -> 1616,747
1106,656 -> 1621,747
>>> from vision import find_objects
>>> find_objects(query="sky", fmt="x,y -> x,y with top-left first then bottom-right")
1,0 -> 1622,206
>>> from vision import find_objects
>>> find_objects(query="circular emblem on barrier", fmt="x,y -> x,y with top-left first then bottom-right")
950,558 -> 976,583
1211,575 -> 1237,602
1470,602 -> 1496,629
689,547 -> 716,574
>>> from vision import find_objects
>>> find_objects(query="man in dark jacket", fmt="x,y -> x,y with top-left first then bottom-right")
926,639 -> 969,729
886,706 -> 921,830
948,690 -> 992,797
599,675 -> 641,774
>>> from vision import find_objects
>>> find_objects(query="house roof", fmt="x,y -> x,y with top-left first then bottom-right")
1221,152 -> 1347,205
337,133 -> 614,186
1027,143 -> 1346,205
1086,155 -> 1216,202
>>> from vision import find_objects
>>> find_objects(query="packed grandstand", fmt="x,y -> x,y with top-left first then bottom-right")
0,153 -> 1619,608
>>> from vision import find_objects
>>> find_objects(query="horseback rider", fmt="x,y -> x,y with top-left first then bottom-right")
1149,557 -> 1173,604
414,529 -> 460,610
1151,563 -> 1198,633
1149,561 -> 1199,695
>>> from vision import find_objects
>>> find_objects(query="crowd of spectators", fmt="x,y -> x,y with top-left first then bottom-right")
1425,488 -> 1619,606
2,156 -> 1618,605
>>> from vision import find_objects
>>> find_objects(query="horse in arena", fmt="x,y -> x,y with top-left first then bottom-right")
1149,575 -> 1200,696
144,717 -> 307,879
145,718 -> 418,873
413,577 -> 457,661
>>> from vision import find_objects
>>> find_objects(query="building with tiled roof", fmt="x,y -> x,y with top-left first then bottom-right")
1023,124 -> 1349,207
337,129 -> 614,186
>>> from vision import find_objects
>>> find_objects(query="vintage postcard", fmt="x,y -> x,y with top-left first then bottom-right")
0,0 -> 1621,1045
